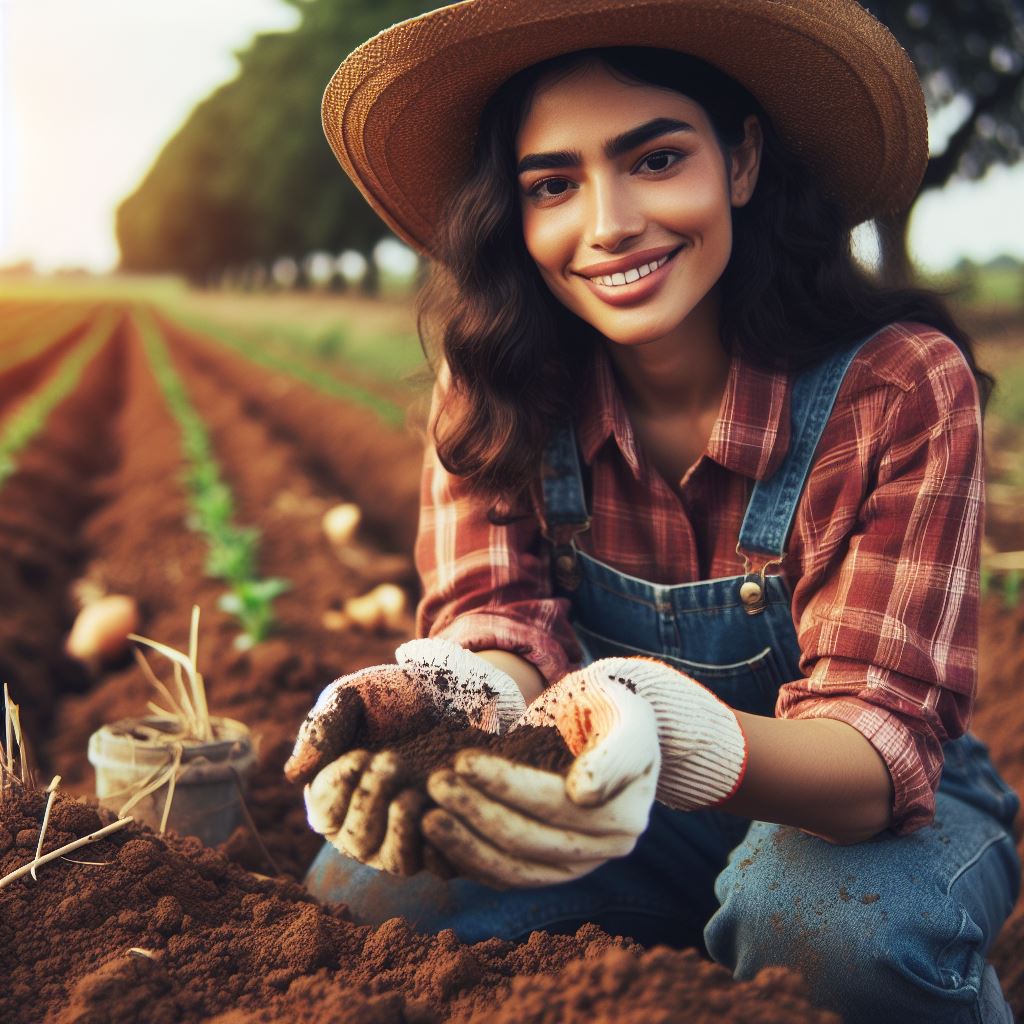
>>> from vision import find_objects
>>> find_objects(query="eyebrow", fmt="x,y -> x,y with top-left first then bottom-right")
516,117 -> 695,175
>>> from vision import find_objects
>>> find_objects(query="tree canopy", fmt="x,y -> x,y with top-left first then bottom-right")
117,0 -> 439,283
865,0 -> 1024,279
117,0 -> 1024,286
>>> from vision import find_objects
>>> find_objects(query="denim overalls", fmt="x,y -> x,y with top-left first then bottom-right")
306,339 -> 1020,1023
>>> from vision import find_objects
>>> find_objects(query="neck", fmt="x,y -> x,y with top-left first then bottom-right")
605,290 -> 730,419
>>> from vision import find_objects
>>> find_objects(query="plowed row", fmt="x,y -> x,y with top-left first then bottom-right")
0,300 -> 1021,1022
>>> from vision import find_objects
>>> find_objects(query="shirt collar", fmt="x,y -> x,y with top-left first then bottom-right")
576,346 -> 791,482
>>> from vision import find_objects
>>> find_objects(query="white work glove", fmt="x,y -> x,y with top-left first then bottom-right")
421,668 -> 660,888
583,657 -> 749,810
284,638 -> 528,873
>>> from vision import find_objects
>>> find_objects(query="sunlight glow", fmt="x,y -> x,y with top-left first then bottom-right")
0,4 -> 1021,275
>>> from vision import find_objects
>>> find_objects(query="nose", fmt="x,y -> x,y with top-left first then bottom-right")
584,174 -> 644,252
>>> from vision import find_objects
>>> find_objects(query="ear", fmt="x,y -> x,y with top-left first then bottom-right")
729,115 -> 763,208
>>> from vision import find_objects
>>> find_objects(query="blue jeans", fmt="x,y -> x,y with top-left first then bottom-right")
306,735 -> 1019,1023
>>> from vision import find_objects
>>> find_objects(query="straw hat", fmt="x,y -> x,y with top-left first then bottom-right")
322,0 -> 927,255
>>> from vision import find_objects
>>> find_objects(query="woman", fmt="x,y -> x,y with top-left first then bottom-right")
285,3 -> 1020,1020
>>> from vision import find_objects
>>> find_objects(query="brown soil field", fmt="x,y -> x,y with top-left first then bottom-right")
0,301 -> 1021,1022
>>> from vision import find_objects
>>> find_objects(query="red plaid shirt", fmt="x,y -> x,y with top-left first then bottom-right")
415,322 -> 983,834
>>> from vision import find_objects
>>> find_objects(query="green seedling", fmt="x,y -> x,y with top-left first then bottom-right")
137,310 -> 290,645
219,577 -> 291,647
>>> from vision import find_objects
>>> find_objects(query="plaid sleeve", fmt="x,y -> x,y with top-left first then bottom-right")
779,334 -> 982,835
413,385 -> 581,684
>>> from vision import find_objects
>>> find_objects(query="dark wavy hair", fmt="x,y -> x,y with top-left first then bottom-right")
417,47 -> 991,501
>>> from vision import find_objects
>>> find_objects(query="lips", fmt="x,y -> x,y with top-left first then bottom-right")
576,244 -> 683,280
589,251 -> 673,288
578,244 -> 685,307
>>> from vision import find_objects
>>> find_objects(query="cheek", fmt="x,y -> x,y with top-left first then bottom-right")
522,208 -> 575,279
658,178 -> 730,233
521,217 -> 543,269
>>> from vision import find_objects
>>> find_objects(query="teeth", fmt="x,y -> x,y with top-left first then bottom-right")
592,252 -> 672,288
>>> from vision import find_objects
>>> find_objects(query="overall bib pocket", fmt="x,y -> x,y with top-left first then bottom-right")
573,621 -> 782,717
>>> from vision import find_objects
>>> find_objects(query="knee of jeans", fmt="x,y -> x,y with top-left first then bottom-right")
704,823 -> 993,1023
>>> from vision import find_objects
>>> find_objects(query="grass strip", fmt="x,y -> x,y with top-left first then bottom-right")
136,310 -> 289,648
0,311 -> 117,488
162,306 -> 408,428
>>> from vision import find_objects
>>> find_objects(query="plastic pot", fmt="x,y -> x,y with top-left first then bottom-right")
87,715 -> 256,846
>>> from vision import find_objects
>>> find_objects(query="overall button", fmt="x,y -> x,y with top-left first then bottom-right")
739,576 -> 766,614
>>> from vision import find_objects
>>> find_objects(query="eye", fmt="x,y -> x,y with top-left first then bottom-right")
525,177 -> 575,201
636,150 -> 682,174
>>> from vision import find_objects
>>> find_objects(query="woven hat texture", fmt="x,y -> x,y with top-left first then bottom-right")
322,0 -> 927,255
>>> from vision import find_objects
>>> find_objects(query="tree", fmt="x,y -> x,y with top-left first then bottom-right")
117,0 -> 438,287
866,1 -> 1024,284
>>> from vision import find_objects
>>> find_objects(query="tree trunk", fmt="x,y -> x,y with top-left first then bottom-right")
875,207 -> 913,288
360,252 -> 380,296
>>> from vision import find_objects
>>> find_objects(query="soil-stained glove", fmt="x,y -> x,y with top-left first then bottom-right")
283,637 -> 527,786
583,657 -> 748,811
285,638 -> 527,874
304,748 -> 427,874
422,672 -> 660,888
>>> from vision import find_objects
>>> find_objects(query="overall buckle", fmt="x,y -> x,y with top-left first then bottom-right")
735,543 -> 786,616
550,520 -> 591,591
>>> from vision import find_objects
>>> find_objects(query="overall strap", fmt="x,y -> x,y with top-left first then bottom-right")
540,421 -> 591,589
739,331 -> 882,557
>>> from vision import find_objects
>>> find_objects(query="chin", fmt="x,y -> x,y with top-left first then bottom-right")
588,310 -> 696,348
601,328 -> 669,347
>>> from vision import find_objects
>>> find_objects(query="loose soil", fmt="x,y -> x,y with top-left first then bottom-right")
373,722 -> 574,791
1,302 -> 1021,1021
0,790 -> 839,1024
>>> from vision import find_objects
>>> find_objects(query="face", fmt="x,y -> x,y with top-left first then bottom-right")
515,61 -> 761,351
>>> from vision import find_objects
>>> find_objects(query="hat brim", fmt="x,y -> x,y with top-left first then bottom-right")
323,0 -> 927,255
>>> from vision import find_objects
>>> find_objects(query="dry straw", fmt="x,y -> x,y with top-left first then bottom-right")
118,605 -> 214,831
0,686 -> 132,890
1,683 -> 35,799
0,816 -> 134,890
31,775 -> 61,880
129,605 -> 213,743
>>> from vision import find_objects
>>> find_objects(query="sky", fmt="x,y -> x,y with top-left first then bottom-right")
1,0 -> 1022,275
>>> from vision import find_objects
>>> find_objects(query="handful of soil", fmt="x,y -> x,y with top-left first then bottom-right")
351,714 -> 575,878
366,719 -> 574,792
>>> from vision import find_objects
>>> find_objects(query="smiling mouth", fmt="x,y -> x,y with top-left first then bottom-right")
585,246 -> 685,288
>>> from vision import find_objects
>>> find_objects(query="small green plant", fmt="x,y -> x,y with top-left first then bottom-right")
218,578 -> 291,648
137,310 -> 289,646
1003,569 -> 1022,609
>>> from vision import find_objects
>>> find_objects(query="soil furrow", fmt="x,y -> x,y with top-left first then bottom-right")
0,316 -> 124,744
156,310 -> 423,553
0,313 -> 98,424
42,314 -> 228,789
